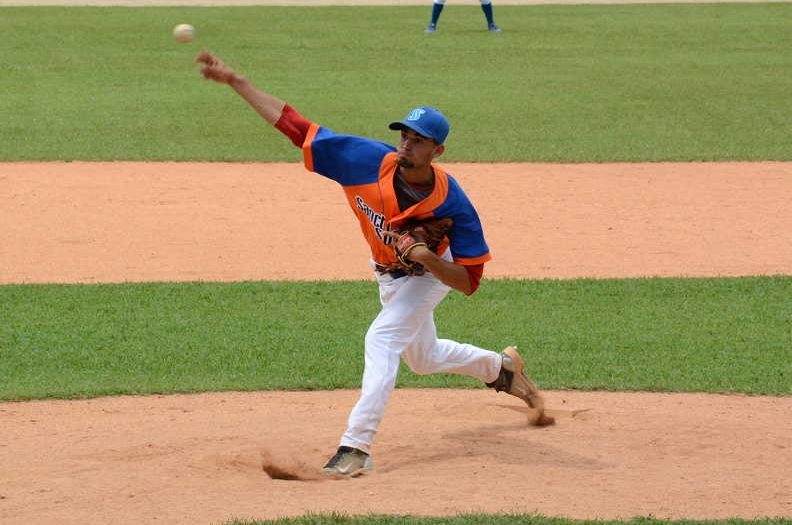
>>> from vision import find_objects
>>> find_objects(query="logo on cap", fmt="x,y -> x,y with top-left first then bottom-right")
407,108 -> 427,122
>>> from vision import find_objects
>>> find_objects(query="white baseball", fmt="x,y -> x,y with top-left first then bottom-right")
173,24 -> 194,43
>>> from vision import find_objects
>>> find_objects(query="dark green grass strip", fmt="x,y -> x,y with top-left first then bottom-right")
1,276 -> 789,400
1,4 -> 791,161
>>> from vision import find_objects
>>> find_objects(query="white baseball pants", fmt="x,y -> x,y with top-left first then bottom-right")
339,257 -> 503,454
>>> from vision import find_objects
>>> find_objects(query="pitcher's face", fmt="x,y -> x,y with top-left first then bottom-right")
396,129 -> 443,169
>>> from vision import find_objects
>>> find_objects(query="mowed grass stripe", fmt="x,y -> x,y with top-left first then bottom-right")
0,4 -> 791,161
1,276 -> 789,400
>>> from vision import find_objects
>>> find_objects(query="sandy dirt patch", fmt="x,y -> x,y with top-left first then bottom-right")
1,160 -> 791,525
2,161 -> 791,284
2,390 -> 791,525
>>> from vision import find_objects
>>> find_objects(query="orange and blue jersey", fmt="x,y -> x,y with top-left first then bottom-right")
302,123 -> 491,268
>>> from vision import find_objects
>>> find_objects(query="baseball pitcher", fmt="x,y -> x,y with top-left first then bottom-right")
195,51 -> 554,477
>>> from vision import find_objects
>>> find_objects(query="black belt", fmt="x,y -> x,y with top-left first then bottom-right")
374,263 -> 408,279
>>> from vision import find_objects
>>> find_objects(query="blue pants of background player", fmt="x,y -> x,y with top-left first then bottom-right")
426,0 -> 502,33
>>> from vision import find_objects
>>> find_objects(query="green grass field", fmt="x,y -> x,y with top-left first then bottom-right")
0,4 -> 791,161
1,4 -> 790,525
2,276 -> 789,400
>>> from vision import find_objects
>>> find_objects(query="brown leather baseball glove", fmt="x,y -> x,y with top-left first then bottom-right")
391,217 -> 454,275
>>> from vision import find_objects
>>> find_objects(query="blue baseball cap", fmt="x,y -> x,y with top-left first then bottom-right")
388,106 -> 450,144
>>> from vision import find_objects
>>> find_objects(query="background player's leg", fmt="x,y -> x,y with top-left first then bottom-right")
426,0 -> 446,32
480,0 -> 502,32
